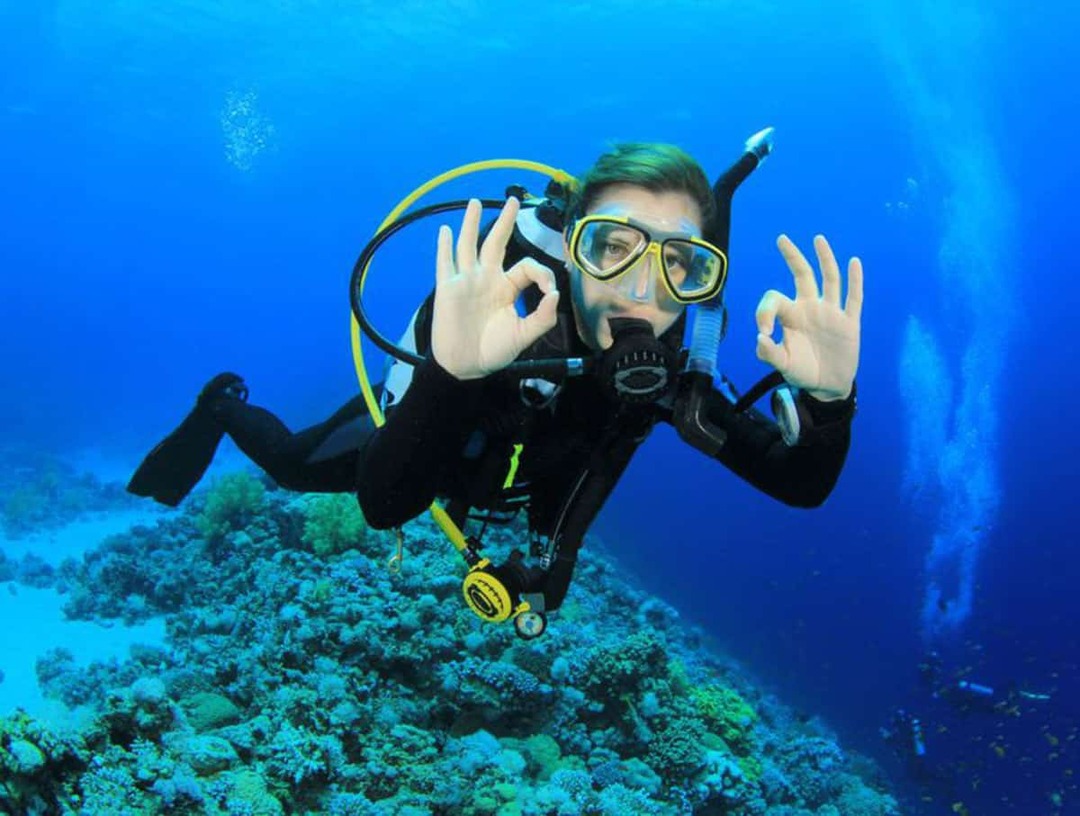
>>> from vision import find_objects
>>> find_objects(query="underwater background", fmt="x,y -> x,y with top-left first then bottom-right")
1,0 -> 1077,814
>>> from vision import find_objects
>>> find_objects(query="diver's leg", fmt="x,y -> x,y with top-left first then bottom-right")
207,388 -> 375,493
128,374 -> 377,506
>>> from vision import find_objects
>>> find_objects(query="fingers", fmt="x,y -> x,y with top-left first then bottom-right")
755,289 -> 795,371
506,258 -> 560,347
435,224 -> 454,287
814,234 -> 842,306
777,234 -> 819,301
755,289 -> 794,337
452,197 -> 521,280
478,196 -> 520,273
455,199 -> 483,275
781,233 -> 862,319
845,255 -> 864,323
519,290 -> 561,346
505,257 -> 558,297
756,332 -> 787,370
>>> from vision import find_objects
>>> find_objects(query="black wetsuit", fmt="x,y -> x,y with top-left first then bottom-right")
205,390 -> 374,495
143,199 -> 856,610
201,280 -> 855,610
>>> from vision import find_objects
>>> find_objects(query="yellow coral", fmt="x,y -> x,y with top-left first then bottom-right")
196,471 -> 266,542
692,684 -> 758,753
301,494 -> 367,558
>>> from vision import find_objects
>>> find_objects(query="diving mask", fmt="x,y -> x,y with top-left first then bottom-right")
568,214 -> 728,304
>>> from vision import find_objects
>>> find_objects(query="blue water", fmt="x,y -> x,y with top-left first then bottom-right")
2,1 -> 1077,813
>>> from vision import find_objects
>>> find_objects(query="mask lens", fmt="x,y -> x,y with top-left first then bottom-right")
662,240 -> 726,301
575,220 -> 647,279
573,217 -> 728,303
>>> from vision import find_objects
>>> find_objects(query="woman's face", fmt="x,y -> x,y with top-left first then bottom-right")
565,184 -> 703,350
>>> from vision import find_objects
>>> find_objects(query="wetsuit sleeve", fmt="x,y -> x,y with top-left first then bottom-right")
354,212 -> 524,528
355,355 -> 487,528
682,385 -> 857,508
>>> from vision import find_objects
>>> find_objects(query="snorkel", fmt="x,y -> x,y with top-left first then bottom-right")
674,127 -> 776,456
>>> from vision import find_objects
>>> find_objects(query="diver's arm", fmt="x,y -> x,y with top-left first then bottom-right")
354,290 -> 488,529
355,205 -> 536,529
693,385 -> 855,507
355,356 -> 487,529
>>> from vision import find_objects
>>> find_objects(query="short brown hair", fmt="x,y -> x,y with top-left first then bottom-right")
565,142 -> 715,227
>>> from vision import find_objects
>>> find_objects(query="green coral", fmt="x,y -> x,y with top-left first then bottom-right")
195,471 -> 266,543
301,494 -> 367,558
691,684 -> 758,753
469,782 -> 524,815
359,724 -> 441,801
668,658 -> 692,695
737,753 -> 764,784
180,691 -> 243,732
493,781 -> 518,802
584,630 -> 669,697
646,717 -> 707,781
504,733 -> 562,780
219,768 -> 284,815
309,577 -> 334,604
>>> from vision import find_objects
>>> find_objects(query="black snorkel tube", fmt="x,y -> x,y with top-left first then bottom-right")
673,127 -> 782,456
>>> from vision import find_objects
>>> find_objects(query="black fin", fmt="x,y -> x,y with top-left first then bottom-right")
127,374 -> 246,507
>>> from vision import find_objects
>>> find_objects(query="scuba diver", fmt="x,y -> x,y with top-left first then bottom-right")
881,650 -> 1057,810
128,136 -> 863,638
881,707 -> 928,772
919,650 -> 1053,716
880,706 -> 966,806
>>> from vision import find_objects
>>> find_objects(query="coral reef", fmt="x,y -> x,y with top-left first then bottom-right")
1,470 -> 900,815
0,448 -> 137,537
